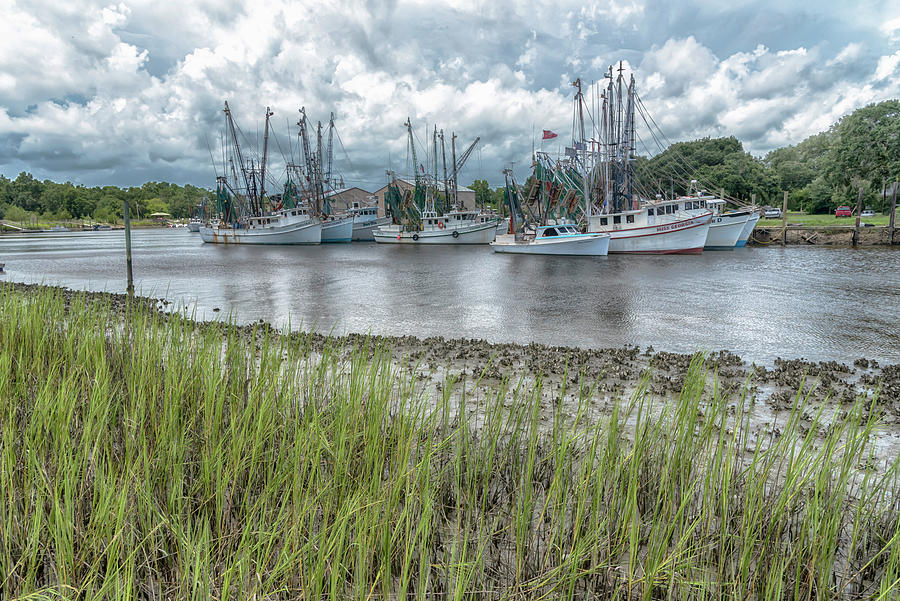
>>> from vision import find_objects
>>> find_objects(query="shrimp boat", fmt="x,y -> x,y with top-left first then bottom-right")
187,218 -> 202,232
673,183 -> 750,250
199,207 -> 321,245
374,119 -> 498,244
374,207 -> 498,244
492,223 -> 609,255
736,212 -> 760,247
347,198 -> 392,241
202,103 -> 322,245
321,216 -> 354,243
491,168 -> 608,255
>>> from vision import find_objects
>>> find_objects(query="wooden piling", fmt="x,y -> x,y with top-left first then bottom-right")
123,199 -> 134,297
890,181 -> 897,245
781,191 -> 788,244
853,186 -> 864,247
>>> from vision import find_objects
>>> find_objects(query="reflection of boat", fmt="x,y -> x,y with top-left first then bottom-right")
0,263 -> 5,273
374,209 -> 498,244
492,223 -> 609,255
199,207 -> 321,245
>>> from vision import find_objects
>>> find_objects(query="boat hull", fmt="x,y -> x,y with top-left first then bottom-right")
589,213 -> 712,254
351,216 -> 392,241
736,213 -> 760,247
705,213 -> 750,250
374,221 -> 498,244
199,220 -> 321,244
491,233 -> 609,255
321,218 -> 353,243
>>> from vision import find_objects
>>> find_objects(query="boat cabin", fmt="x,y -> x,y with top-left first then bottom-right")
538,224 -> 581,238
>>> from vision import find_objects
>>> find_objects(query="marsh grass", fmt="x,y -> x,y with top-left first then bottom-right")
1,286 -> 898,600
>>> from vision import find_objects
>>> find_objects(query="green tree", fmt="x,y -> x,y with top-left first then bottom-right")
469,179 -> 491,207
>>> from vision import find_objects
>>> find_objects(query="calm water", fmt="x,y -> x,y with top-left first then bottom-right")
2,229 -> 899,365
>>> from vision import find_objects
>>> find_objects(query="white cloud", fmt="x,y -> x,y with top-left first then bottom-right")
0,0 -> 898,188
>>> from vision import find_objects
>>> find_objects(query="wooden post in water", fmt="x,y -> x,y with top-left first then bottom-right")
889,181 -> 897,245
781,191 -> 788,244
853,186 -> 864,247
123,199 -> 134,297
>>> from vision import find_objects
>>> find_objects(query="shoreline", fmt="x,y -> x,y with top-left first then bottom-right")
3,280 -> 899,599
3,280 -> 898,420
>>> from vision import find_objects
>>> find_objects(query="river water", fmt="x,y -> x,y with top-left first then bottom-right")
2,229 -> 898,365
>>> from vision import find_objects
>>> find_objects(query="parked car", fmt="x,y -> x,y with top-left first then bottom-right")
763,208 -> 781,219
861,209 -> 875,217
835,206 -> 852,217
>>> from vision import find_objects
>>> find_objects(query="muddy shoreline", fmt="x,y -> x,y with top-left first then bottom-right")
4,280 -> 898,417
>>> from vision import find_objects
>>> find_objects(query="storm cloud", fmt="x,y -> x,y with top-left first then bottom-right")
1,0 -> 899,189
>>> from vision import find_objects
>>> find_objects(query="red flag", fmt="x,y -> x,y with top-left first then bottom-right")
542,130 -> 558,140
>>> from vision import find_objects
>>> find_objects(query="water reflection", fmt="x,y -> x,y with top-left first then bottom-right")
1,229 -> 898,365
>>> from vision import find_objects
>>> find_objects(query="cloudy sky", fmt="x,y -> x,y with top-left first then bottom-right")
2,0 -> 900,191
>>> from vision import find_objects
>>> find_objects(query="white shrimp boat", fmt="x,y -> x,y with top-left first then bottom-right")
187,218 -> 202,232
199,207 -> 321,245
321,216 -> 353,243
702,199 -> 751,250
492,223 -> 609,255
587,201 -> 712,254
347,202 -> 392,241
374,209 -> 499,244
736,212 -> 760,247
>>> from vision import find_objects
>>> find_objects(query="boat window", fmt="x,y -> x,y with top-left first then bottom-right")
648,208 -> 655,216
600,217 -> 608,226
626,215 -> 635,223
613,216 -> 621,224
543,228 -> 558,237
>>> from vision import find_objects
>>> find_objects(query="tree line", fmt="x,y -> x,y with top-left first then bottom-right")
3,100 -> 899,222
0,175 -> 211,224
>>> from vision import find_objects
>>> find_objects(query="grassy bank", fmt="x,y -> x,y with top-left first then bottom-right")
758,212 -> 895,227
1,286 -> 898,600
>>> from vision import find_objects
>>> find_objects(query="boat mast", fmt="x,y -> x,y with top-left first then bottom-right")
325,112 -> 335,191
297,108 -> 315,203
316,121 -> 326,215
260,106 -> 273,211
573,78 -> 590,221
224,102 -> 252,213
439,129 -> 449,214
451,133 -> 458,210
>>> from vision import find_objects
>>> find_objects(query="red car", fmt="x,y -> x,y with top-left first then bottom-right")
835,206 -> 852,217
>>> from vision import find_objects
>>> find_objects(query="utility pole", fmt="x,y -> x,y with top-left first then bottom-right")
123,198 -> 134,297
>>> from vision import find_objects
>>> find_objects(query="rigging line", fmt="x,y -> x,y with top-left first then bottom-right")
634,99 -> 734,201
334,127 -> 355,173
634,94 -> 747,203
205,134 -> 219,178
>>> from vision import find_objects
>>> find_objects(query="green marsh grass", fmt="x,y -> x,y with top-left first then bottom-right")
1,285 -> 898,600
